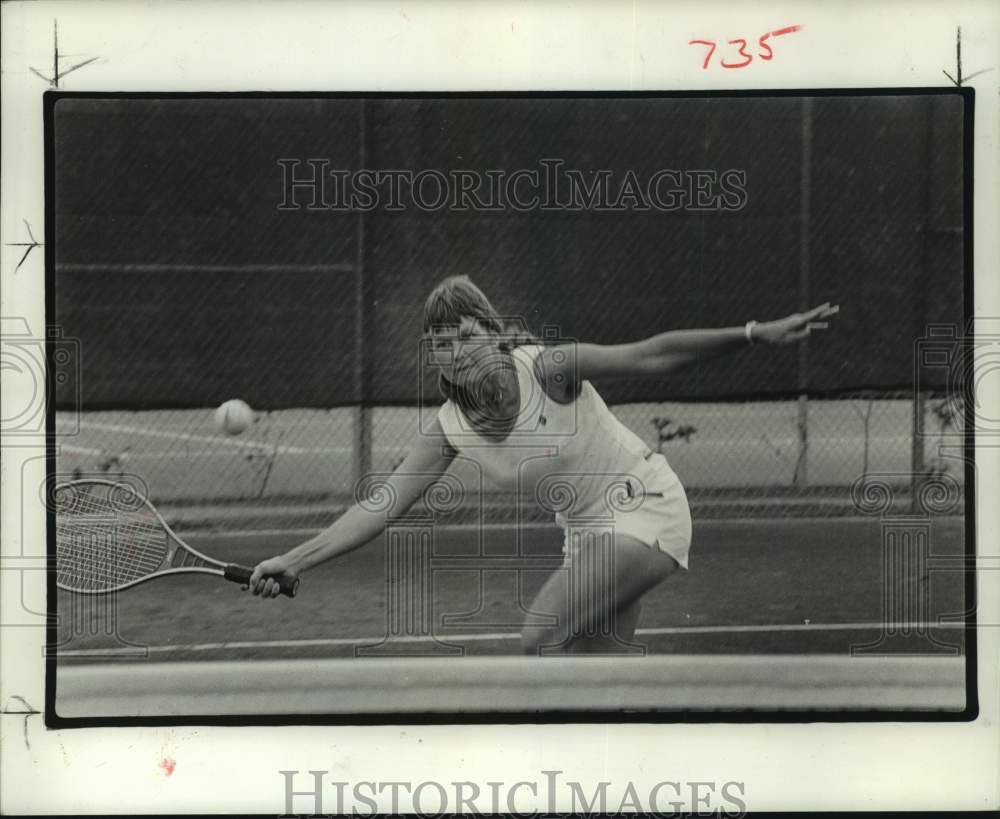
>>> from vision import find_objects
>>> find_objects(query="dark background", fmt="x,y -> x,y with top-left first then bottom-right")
52,94 -> 966,409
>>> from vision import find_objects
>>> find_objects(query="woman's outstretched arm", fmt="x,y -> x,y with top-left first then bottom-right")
538,303 -> 839,396
246,418 -> 455,598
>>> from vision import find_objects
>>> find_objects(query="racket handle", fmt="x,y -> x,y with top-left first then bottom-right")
224,564 -> 300,598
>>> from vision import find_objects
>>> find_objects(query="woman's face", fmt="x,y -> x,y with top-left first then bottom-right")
426,315 -> 502,384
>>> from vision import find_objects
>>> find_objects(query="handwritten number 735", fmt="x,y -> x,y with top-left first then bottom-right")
689,25 -> 801,69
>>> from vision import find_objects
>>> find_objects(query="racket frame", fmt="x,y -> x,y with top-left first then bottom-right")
54,478 -> 270,595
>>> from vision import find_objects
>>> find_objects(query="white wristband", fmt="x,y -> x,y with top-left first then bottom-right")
744,321 -> 758,344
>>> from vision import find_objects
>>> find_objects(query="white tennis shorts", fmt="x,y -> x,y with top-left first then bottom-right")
556,453 -> 693,570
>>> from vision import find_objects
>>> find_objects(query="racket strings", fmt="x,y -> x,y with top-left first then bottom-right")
55,486 -> 169,592
56,523 -> 165,586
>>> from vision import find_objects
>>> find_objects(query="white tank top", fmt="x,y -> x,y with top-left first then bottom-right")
436,344 -> 682,518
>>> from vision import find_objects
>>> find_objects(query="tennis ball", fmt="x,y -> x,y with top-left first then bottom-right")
214,399 -> 255,436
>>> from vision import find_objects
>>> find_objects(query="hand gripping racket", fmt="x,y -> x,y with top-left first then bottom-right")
53,479 -> 299,597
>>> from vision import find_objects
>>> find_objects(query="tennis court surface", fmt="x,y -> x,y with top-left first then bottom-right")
57,654 -> 965,718
55,516 -> 968,717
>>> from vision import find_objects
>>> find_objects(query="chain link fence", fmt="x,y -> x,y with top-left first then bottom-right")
54,390 -> 965,528
51,94 -> 967,529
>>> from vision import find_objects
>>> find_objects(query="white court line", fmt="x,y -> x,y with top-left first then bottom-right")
190,523 -> 558,537
58,443 -> 106,456
57,621 -> 965,658
77,419 -> 318,454
79,419 -> 275,451
61,447 -> 400,459
96,448 -> 351,459
73,419 -> 406,457
183,515 -> 957,538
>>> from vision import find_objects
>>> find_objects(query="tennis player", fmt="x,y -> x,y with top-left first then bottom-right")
248,276 -> 838,654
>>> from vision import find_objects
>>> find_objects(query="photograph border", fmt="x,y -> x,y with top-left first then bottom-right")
43,86 -> 977,729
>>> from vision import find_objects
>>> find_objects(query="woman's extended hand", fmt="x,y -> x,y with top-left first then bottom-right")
247,554 -> 300,598
755,303 -> 840,345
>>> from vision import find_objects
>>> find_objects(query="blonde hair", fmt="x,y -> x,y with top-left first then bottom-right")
422,275 -> 504,335
423,275 -> 537,346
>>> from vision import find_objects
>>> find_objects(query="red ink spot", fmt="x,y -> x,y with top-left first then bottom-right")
159,757 -> 176,776
770,25 -> 802,37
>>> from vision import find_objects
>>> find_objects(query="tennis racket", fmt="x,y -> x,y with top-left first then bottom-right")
53,479 -> 299,597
